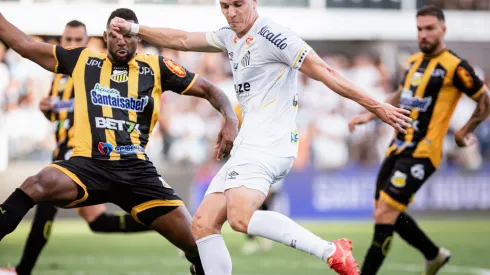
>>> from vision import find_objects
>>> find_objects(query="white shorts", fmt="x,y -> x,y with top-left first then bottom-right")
205,146 -> 294,196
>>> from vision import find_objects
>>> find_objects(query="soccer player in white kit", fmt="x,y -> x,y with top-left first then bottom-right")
110,1 -> 411,274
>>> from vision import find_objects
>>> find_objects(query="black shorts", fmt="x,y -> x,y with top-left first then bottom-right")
48,156 -> 183,225
375,155 -> 436,211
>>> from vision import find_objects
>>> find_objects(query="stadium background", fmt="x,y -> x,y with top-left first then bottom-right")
0,0 -> 490,274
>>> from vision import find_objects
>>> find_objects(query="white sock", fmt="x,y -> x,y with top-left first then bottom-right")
196,234 -> 232,275
247,210 -> 336,261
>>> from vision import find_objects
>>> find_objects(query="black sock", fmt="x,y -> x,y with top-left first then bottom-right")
0,189 -> 35,241
88,213 -> 150,233
395,213 -> 439,260
16,204 -> 58,275
361,224 -> 395,275
186,254 -> 204,275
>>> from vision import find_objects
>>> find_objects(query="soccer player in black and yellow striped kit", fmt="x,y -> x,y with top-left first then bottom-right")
0,20 -> 152,275
349,6 -> 490,275
0,8 -> 238,275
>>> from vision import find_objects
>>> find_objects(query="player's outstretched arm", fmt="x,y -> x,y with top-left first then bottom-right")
300,50 -> 412,134
0,13 -> 57,72
184,76 -> 239,160
348,89 -> 403,132
110,17 -> 220,52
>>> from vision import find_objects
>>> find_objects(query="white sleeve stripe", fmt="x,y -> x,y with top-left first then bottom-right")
292,44 -> 308,68
209,33 -> 225,51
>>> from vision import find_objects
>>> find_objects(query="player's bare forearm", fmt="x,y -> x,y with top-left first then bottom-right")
139,26 -> 220,52
462,89 -> 490,133
364,89 -> 403,121
185,76 -> 238,122
0,13 -> 56,71
300,52 -> 379,113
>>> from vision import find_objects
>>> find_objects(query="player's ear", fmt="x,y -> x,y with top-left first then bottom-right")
103,31 -> 108,44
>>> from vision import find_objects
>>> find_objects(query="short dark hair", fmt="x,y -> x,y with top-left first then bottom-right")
66,20 -> 87,33
107,8 -> 139,26
416,5 -> 445,21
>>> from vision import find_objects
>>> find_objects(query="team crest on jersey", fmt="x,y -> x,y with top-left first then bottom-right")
110,70 -> 128,83
410,72 -> 423,86
240,51 -> 251,68
457,66 -> 474,89
163,58 -> 186,78
246,37 -> 254,46
391,171 -> 407,188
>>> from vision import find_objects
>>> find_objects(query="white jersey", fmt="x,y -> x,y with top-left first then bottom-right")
206,17 -> 311,158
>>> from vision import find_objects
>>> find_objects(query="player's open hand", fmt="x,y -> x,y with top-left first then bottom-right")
454,129 -> 477,148
39,96 -> 54,112
348,113 -> 374,132
373,102 -> 412,134
215,118 -> 238,161
109,17 -> 131,39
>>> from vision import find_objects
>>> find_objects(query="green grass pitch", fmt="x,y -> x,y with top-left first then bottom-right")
1,218 -> 490,275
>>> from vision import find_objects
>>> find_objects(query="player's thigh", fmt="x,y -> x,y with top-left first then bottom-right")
47,157 -> 111,209
77,204 -> 107,223
380,157 -> 436,212
20,166 -> 79,204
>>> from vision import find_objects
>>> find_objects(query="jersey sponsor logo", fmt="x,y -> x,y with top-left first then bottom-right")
95,117 -> 141,134
240,51 -> 251,68
258,25 -> 288,50
86,58 -> 103,68
233,63 -> 238,71
90,83 -> 149,112
431,68 -> 446,78
163,58 -> 186,78
98,142 -> 145,155
139,66 -> 154,76
110,70 -> 128,83
400,89 -> 432,112
457,66 -> 474,89
234,82 -> 251,94
291,130 -> 299,144
52,98 -> 74,112
58,119 -> 71,131
391,171 -> 407,188
411,164 -> 425,181
218,26 -> 232,31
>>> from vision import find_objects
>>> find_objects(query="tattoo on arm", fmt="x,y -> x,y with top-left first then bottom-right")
465,90 -> 490,133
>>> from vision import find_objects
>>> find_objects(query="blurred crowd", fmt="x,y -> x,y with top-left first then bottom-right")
1,36 -> 490,174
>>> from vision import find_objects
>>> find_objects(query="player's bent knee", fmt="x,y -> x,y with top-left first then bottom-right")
226,206 -> 252,233
191,213 -> 220,239
374,200 -> 400,224
19,175 -> 47,203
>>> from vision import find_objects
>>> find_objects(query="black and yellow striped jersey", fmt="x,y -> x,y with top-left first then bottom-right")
386,49 -> 487,168
48,74 -> 75,161
52,45 -> 197,160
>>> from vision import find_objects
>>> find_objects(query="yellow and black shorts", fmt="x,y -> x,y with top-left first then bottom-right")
375,155 -> 436,212
47,156 -> 184,226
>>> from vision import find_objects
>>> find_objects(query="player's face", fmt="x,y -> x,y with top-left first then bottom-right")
417,15 -> 446,55
104,20 -> 141,64
219,0 -> 257,34
61,26 -> 88,48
